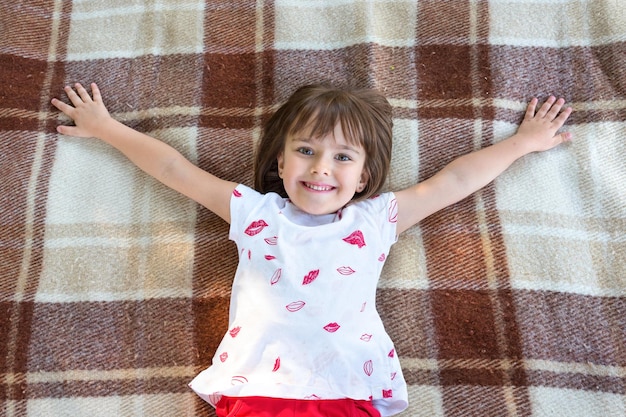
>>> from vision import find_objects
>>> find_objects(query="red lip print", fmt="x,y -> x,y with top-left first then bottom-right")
360,334 -> 372,342
391,372 -> 397,380
286,301 -> 305,312
378,253 -> 386,262
388,198 -> 398,223
382,389 -> 393,398
232,189 -> 242,197
388,349 -> 395,358
363,360 -> 373,376
270,268 -> 282,285
337,266 -> 356,275
229,326 -> 241,338
342,230 -> 366,248
264,236 -> 278,245
219,352 -> 228,362
231,375 -> 248,385
360,302 -> 367,312
265,255 -> 276,260
244,220 -> 268,236
272,357 -> 281,372
302,269 -> 319,285
323,322 -> 340,333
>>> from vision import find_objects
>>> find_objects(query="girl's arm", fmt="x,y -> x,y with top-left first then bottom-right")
394,96 -> 572,235
51,83 -> 237,223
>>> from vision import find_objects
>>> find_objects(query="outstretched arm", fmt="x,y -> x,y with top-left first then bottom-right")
394,96 -> 572,234
51,83 -> 236,223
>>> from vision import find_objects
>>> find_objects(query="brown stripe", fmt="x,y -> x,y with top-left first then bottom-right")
526,370 -> 625,395
515,291 -> 626,366
62,54 -> 207,113
24,377 -> 191,399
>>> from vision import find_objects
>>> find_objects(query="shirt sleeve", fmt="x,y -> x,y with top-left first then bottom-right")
354,192 -> 399,248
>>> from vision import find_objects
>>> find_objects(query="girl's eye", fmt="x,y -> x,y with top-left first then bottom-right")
297,147 -> 314,155
336,154 -> 352,162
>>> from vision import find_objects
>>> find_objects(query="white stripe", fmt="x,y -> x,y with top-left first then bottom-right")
490,35 -> 626,48
34,288 -> 193,303
511,279 -> 623,298
503,223 -> 623,243
24,366 -> 195,384
70,2 -> 204,20
275,37 -> 416,51
66,46 -> 204,61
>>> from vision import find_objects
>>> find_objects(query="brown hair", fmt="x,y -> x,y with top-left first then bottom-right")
254,84 -> 393,202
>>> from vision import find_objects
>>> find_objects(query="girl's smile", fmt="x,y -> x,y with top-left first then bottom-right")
277,122 -> 369,216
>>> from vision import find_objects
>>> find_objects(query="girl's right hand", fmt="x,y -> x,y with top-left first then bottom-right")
51,83 -> 111,138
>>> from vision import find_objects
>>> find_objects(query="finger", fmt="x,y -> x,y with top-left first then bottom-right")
51,97 -> 75,116
56,124 -> 78,136
553,106 -> 573,128
524,97 -> 538,120
91,83 -> 102,103
75,83 -> 93,102
64,85 -> 83,107
546,97 -> 566,120
536,96 -> 556,118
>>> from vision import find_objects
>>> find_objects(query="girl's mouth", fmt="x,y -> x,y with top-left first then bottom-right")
302,182 -> 334,192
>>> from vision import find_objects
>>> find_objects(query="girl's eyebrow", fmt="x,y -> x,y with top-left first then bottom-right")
293,137 -> 362,155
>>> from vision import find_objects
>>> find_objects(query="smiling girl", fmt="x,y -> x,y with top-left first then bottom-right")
52,83 -> 571,417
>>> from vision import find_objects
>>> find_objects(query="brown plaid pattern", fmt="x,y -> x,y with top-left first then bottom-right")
1,1 -> 624,416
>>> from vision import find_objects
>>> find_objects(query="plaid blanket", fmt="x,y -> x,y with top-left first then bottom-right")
1,1 -> 624,416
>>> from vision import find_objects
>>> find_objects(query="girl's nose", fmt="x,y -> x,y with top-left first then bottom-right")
311,155 -> 331,175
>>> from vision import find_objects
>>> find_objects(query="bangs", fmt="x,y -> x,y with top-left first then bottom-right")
287,92 -> 365,147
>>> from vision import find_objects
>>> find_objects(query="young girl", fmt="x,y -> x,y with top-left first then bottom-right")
51,83 -> 572,417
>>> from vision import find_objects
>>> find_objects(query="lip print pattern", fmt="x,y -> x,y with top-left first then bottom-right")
388,349 -> 395,358
272,357 -> 281,372
264,236 -> 278,245
244,220 -> 268,236
233,189 -> 242,197
286,301 -> 305,312
323,322 -> 340,333
219,352 -> 228,362
265,255 -> 276,260
342,230 -> 366,248
382,389 -> 393,398
388,198 -> 398,223
378,253 -> 386,262
231,375 -> 248,385
337,266 -> 356,275
229,326 -> 241,338
360,334 -> 372,342
302,269 -> 319,285
270,268 -> 282,285
363,360 -> 373,376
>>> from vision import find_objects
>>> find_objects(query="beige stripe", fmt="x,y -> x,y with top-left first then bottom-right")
389,97 -> 626,112
4,2 -> 66,416
23,366 -> 196,384
0,108 -> 42,119
252,0 -> 267,148
401,357 -> 626,380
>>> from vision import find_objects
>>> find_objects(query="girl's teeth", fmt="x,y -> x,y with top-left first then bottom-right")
306,183 -> 332,191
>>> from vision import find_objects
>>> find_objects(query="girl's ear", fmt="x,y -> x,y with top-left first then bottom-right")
356,170 -> 369,192
277,151 -> 284,178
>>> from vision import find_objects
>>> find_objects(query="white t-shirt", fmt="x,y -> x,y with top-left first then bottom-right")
190,185 -> 408,416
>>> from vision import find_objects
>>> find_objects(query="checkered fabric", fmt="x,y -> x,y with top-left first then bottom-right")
1,1 -> 624,416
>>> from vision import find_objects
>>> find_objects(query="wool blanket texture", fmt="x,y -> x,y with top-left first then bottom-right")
1,1 -> 624,416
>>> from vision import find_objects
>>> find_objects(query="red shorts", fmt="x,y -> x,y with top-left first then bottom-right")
215,396 -> 381,417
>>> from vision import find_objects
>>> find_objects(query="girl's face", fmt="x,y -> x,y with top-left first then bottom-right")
277,122 -> 369,215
